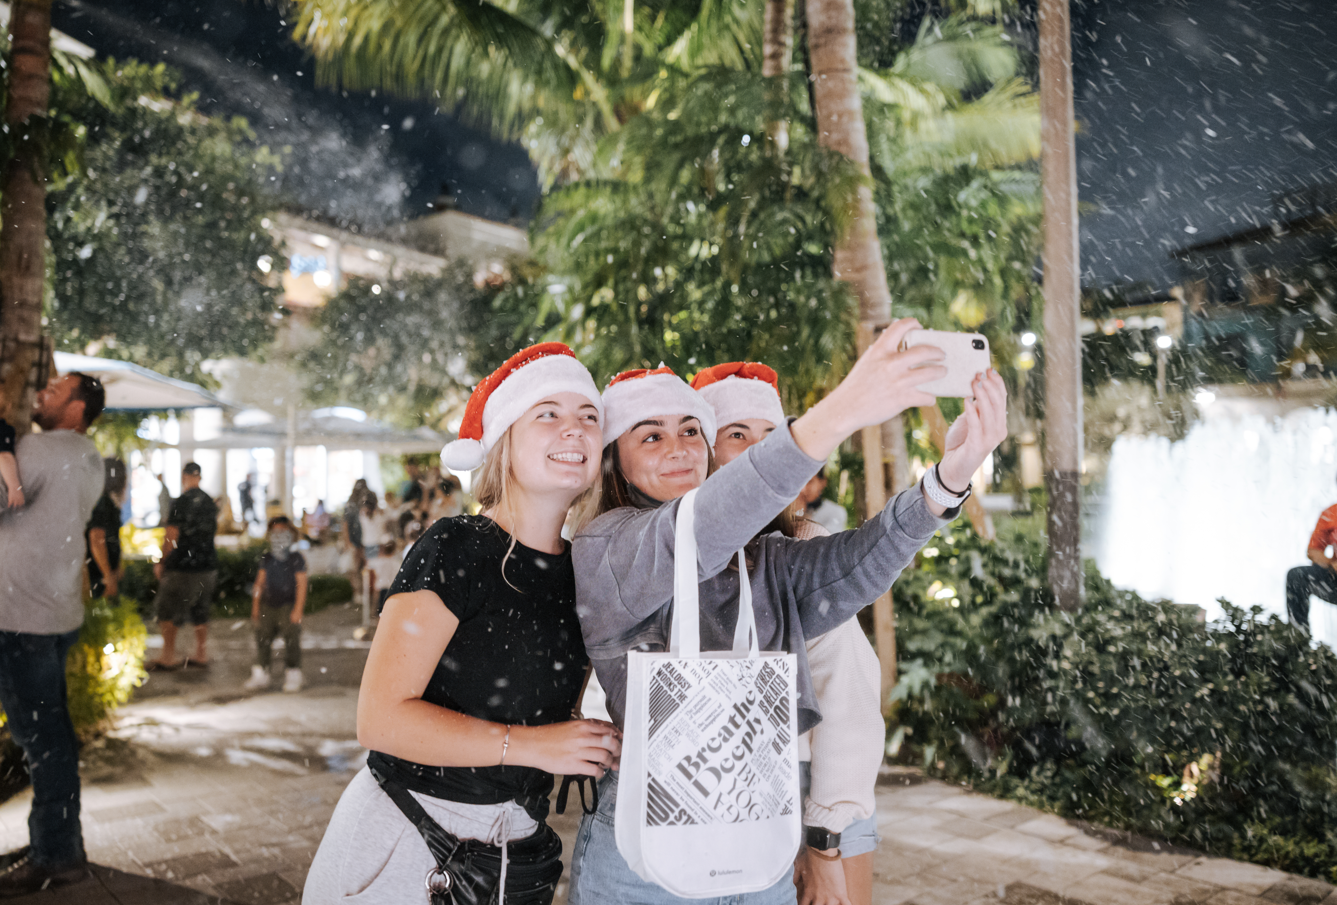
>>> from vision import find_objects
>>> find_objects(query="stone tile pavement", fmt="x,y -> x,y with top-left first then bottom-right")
0,601 -> 1333,904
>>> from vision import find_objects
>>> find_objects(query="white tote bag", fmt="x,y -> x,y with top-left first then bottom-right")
616,488 -> 801,898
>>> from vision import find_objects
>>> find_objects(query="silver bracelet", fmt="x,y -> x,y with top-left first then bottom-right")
500,725 -> 511,766
923,464 -> 971,509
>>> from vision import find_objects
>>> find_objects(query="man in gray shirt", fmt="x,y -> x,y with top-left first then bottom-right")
0,372 -> 105,895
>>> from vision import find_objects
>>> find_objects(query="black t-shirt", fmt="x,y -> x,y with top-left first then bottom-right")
164,487 -> 218,572
258,552 -> 306,607
372,515 -> 589,813
0,418 -> 13,455
85,493 -> 122,595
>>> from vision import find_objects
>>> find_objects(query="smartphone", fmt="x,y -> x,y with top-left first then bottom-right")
900,329 -> 992,397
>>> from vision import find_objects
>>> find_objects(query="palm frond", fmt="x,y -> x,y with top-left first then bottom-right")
893,78 -> 1040,170
892,16 -> 1018,93
660,0 -> 764,72
288,0 -> 614,139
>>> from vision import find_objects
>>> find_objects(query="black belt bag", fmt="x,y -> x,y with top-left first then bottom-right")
370,764 -> 563,905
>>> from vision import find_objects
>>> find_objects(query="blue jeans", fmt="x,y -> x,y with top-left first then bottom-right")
0,629 -> 84,867
1286,564 -> 1337,632
568,772 -> 797,905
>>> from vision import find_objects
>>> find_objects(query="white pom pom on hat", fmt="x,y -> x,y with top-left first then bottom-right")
689,362 -> 786,431
600,366 -> 718,448
440,342 -> 603,472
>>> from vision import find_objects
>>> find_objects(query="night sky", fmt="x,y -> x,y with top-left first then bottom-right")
54,0 -> 541,228
56,0 -> 1337,289
1072,0 -> 1337,288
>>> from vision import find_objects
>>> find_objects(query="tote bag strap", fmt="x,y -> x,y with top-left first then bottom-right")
669,488 -> 701,658
669,488 -> 760,659
731,549 -> 758,657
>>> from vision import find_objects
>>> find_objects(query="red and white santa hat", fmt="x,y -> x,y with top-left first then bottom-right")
440,342 -> 603,472
689,362 -> 786,430
600,366 -> 718,448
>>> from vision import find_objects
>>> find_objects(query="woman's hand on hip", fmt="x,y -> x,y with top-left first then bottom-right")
937,368 -> 1009,493
510,719 -> 622,778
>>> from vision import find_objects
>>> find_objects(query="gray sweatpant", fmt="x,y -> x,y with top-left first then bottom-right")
303,767 -> 537,904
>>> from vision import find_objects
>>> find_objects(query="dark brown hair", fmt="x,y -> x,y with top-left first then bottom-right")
68,372 -> 105,428
584,438 -> 718,525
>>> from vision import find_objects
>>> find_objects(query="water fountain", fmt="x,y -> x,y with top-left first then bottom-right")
1095,405 -> 1337,647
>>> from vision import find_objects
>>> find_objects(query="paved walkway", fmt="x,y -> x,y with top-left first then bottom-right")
0,601 -> 1333,904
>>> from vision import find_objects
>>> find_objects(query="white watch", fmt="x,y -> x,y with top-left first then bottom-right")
923,464 -> 971,509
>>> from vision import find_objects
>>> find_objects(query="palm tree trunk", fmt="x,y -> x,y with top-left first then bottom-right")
762,0 -> 793,153
0,0 -> 52,439
805,0 -> 900,707
1038,0 -> 1082,611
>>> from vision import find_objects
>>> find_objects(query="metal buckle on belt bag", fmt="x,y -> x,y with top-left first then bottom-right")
426,865 -> 455,905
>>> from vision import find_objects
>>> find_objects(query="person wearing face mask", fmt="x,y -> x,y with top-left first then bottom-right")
244,516 -> 308,693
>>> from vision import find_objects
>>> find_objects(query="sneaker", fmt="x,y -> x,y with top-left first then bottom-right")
283,668 -> 303,693
0,857 -> 87,898
243,665 -> 270,691
0,847 -> 29,876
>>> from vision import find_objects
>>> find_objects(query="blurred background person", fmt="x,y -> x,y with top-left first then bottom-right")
86,457 -> 127,600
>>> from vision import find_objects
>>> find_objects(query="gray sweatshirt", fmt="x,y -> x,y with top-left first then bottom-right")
573,424 -> 955,734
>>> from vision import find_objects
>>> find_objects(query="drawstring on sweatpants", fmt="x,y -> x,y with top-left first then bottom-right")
497,808 -> 512,905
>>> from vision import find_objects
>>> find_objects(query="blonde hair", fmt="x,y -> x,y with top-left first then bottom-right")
471,427 -> 600,585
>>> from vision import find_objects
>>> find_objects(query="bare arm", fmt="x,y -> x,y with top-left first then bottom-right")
155,525 -> 180,579
0,452 -> 22,508
89,528 -> 117,597
357,589 -> 620,775
793,323 -> 1007,518
251,568 -> 266,623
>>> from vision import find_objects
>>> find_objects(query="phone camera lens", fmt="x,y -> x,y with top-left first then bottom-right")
972,339 -> 986,350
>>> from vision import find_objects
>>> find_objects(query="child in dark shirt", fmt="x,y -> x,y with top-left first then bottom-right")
244,516 -> 308,693
0,417 -> 24,509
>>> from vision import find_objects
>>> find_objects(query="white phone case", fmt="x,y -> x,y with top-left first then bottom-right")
900,329 -> 992,397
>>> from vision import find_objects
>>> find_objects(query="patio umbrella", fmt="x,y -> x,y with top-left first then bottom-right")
52,352 -> 225,412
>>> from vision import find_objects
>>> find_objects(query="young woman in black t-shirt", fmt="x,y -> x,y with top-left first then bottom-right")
305,344 -> 621,905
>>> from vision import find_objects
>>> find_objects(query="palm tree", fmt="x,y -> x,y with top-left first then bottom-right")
0,0 -> 53,437
0,8 -> 109,433
287,0 -> 762,186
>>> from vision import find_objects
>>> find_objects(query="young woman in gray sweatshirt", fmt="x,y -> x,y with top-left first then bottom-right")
566,320 -> 1009,905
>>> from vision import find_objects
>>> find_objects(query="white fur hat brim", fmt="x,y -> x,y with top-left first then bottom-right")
443,352 -> 603,472
601,372 -> 718,448
697,375 -> 786,432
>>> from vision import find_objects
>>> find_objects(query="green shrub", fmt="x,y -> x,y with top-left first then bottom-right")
0,596 -> 147,742
66,596 -> 149,736
211,572 -> 353,618
122,547 -> 351,620
891,523 -> 1337,881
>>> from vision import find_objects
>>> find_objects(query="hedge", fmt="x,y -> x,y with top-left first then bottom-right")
891,520 -> 1337,882
0,596 -> 148,742
122,547 -> 353,622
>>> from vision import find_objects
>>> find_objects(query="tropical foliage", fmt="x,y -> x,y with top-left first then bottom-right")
893,522 -> 1337,881
297,266 -> 512,428
499,19 -> 1041,400
46,60 -> 283,384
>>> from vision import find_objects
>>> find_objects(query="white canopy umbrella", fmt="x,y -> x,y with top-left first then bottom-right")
52,352 -> 225,411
